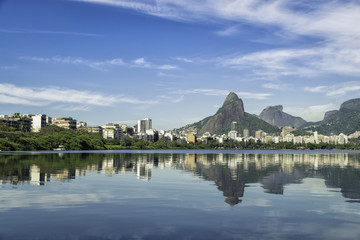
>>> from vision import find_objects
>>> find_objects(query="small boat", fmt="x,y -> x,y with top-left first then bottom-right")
53,145 -> 65,151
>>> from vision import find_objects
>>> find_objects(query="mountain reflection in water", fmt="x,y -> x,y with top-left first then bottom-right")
1,151 -> 360,205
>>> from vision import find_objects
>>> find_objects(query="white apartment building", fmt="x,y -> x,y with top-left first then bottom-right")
137,118 -> 152,133
228,130 -> 238,140
102,123 -> 123,140
32,114 -> 51,132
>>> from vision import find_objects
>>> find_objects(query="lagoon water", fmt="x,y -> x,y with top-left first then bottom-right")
1,150 -> 360,240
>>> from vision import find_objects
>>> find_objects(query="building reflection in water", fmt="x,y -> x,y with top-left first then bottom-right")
1,152 -> 360,206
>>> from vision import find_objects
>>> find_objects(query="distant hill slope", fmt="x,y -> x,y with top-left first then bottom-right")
302,98 -> 360,135
259,105 -> 307,128
323,110 -> 339,121
176,92 -> 280,136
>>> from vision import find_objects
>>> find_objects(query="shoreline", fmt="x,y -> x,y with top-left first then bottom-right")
2,148 -> 360,154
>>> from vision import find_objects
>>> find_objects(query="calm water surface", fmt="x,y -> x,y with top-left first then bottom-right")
1,150 -> 360,240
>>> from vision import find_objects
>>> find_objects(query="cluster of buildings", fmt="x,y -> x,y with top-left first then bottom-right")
0,114 -> 75,132
0,113 -> 177,142
183,121 -> 353,146
220,122 -> 350,145
0,114 -> 357,145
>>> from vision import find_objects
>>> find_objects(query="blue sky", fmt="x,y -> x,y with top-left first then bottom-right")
1,0 -> 360,130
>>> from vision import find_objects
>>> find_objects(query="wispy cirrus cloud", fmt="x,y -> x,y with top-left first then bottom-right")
158,95 -> 184,103
19,56 -> 177,71
0,83 -> 118,107
132,57 -> 177,70
0,83 -> 157,110
19,56 -> 125,71
172,88 -> 271,100
305,82 -> 360,97
133,57 -> 151,68
219,44 -> 360,79
219,48 -> 321,79
74,0 -> 360,79
216,25 -> 241,36
262,83 -> 287,90
0,28 -> 104,37
287,103 -> 336,122
73,0 -> 360,41
0,65 -> 17,70
304,86 -> 327,93
173,57 -> 194,63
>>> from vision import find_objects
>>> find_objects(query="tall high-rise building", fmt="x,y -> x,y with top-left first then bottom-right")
231,121 -> 238,131
137,118 -> 152,133
243,129 -> 249,138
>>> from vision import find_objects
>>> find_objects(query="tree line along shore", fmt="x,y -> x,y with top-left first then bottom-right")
1,123 -> 360,151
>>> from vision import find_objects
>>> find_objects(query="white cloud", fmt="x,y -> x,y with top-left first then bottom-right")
172,88 -> 272,100
157,64 -> 178,70
238,92 -> 272,100
0,83 -> 118,107
174,57 -> 193,63
326,85 -> 360,97
172,89 -> 230,96
219,48 -> 321,78
0,83 -> 159,109
0,94 -> 44,106
132,58 -> 178,70
156,72 -> 182,78
20,56 -> 177,71
74,0 -> 360,78
287,103 -> 335,122
0,28 -> 104,37
74,0 -> 360,40
52,105 -> 92,112
154,95 -> 185,104
304,86 -> 327,93
0,65 -> 17,70
19,56 -> 124,71
305,82 -> 360,97
262,83 -> 286,90
116,96 -> 159,105
133,57 -> 149,67
216,25 -> 240,36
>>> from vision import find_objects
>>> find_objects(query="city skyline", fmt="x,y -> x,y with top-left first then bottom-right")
1,0 -> 360,130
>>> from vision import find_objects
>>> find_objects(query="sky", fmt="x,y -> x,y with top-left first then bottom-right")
1,0 -> 360,130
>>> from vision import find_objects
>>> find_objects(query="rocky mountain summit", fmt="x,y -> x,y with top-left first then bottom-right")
197,92 -> 245,135
259,105 -> 307,128
177,92 -> 280,136
340,98 -> 360,111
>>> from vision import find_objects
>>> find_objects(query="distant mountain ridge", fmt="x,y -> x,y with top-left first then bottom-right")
259,105 -> 307,128
176,93 -> 360,136
323,110 -> 339,121
303,98 -> 360,135
176,92 -> 280,136
340,98 -> 360,111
